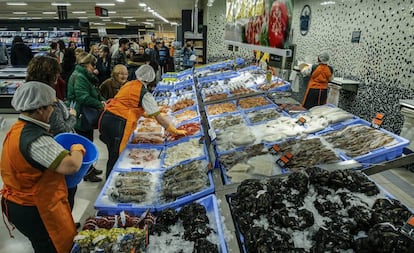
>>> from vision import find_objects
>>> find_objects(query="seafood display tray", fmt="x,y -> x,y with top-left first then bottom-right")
163,137 -> 209,169
113,145 -> 164,171
242,104 -> 287,126
207,112 -> 248,133
236,95 -> 276,111
255,80 -> 291,92
316,119 -> 410,166
205,101 -> 240,117
165,120 -> 203,146
94,160 -> 215,214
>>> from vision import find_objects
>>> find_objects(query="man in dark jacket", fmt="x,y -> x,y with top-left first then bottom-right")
11,36 -> 33,67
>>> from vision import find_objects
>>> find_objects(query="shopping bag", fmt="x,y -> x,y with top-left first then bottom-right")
80,106 -> 102,130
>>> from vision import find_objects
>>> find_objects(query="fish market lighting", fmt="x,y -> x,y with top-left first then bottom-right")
77,17 -> 88,19
320,1 -> 336,5
13,11 -> 27,15
102,19 -> 111,22
6,2 -> 27,6
51,3 -> 71,6
139,3 -> 146,7
108,11 -> 117,14
153,12 -> 169,23
116,0 -> 125,2
96,3 -> 116,6
127,19 -> 136,21
72,11 -> 86,14
170,22 -> 178,25
146,19 -> 154,21
123,17 -> 133,19
43,12 -> 56,14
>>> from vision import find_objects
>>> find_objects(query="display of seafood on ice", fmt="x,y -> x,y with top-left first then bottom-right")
206,102 -> 237,115
131,118 -> 166,144
321,124 -> 396,158
204,93 -> 228,102
82,211 -> 155,230
107,171 -> 158,204
238,96 -> 270,109
210,114 -> 245,131
246,107 -> 281,124
130,133 -> 165,145
297,105 -> 355,134
258,80 -> 286,91
149,202 -> 219,253
216,124 -> 256,152
172,98 -> 195,112
161,160 -> 210,201
116,148 -> 162,169
166,122 -> 201,142
230,86 -> 255,96
173,109 -> 198,124
163,138 -> 205,167
230,169 -> 414,252
74,227 -> 146,253
251,116 -> 306,143
277,137 -> 340,169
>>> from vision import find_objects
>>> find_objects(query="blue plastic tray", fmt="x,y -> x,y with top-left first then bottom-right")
317,119 -> 410,166
94,170 -> 160,214
113,145 -> 164,171
156,158 -> 215,212
163,137 -> 208,168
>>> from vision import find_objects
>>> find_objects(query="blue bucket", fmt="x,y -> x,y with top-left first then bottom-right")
54,133 -> 99,188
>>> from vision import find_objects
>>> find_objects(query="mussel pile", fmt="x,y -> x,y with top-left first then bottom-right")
246,107 -> 281,124
277,137 -> 340,168
321,124 -> 395,157
150,203 -> 219,253
230,168 -> 414,252
110,171 -> 154,203
161,160 -> 210,202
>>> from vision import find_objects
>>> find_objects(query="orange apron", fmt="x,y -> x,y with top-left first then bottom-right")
104,80 -> 145,153
302,64 -> 332,106
1,121 -> 76,253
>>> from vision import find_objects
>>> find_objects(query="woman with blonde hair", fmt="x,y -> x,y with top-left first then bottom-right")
99,64 -> 128,100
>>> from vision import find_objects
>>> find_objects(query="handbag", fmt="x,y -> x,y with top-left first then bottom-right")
80,106 -> 102,130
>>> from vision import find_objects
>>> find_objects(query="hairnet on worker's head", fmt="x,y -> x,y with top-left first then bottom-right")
319,52 -> 330,64
11,81 -> 56,112
135,64 -> 155,83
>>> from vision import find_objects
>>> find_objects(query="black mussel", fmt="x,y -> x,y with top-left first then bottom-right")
184,223 -> 212,241
245,227 -> 294,253
155,208 -> 179,227
314,198 -> 341,217
348,206 -> 372,231
284,172 -> 309,195
193,238 -> 219,253
312,226 -> 354,252
365,223 -> 414,252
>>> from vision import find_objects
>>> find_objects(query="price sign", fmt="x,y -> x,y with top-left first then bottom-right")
208,128 -> 217,141
400,216 -> 414,241
296,117 -> 306,125
276,152 -> 293,168
371,113 -> 384,129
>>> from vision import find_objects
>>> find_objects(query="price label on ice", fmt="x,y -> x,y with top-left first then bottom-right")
208,128 -> 217,141
296,117 -> 307,126
371,113 -> 384,129
269,144 -> 282,154
276,152 -> 293,168
400,216 -> 414,241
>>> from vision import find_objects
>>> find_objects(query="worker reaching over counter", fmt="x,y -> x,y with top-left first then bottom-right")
1,81 -> 85,253
99,64 -> 187,179
301,52 -> 334,109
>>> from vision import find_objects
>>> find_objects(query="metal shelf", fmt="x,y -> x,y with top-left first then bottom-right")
224,40 -> 292,57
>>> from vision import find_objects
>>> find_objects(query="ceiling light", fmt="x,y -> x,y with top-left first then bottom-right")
320,1 -> 335,5
127,19 -> 136,21
51,3 -> 71,6
149,9 -> 155,13
6,2 -> 27,6
96,3 -> 116,6
153,12 -> 169,23
93,22 -> 104,25
102,19 -> 111,22
43,12 -> 56,14
31,17 -> 42,20
142,22 -> 153,26
77,17 -> 88,19
72,11 -> 86,14
116,0 -> 125,2
146,19 -> 154,21
139,3 -> 146,7
8,17 -> 20,19
13,11 -> 27,15
108,11 -> 117,14
170,22 -> 178,25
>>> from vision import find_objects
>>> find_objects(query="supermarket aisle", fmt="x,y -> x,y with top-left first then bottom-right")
0,114 -> 107,253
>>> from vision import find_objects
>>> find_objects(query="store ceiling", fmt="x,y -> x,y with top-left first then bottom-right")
0,0 -> 195,28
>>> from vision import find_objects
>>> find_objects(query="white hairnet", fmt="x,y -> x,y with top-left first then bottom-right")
135,64 -> 155,83
319,52 -> 330,64
11,81 -> 56,112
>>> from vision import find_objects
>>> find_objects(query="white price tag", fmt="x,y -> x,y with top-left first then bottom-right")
208,128 -> 216,141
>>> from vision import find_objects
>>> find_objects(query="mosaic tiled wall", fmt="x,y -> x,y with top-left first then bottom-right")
205,0 -> 414,133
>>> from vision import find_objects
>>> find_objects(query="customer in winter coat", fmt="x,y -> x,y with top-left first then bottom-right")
99,64 -> 128,100
1,81 -> 85,253
96,45 -> 111,85
99,65 -> 187,179
10,35 -> 33,67
301,52 -> 334,109
182,40 -> 195,69
67,53 -> 105,182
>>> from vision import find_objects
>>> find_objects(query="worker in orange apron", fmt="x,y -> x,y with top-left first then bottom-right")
301,52 -> 334,109
99,64 -> 187,179
1,81 -> 86,253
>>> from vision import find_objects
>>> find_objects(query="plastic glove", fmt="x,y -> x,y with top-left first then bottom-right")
70,144 -> 86,156
143,112 -> 154,118
166,125 -> 187,136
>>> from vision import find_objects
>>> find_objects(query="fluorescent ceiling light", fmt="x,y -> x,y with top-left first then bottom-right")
31,17 -> 42,20
8,17 -> 20,19
51,3 -> 71,6
149,9 -> 155,13
93,22 -> 104,25
7,2 -> 27,6
123,17 -> 133,19
139,3 -> 146,7
170,22 -> 178,25
43,12 -> 56,14
116,22 -> 128,25
108,11 -> 117,14
146,19 -> 154,21
320,1 -> 335,5
153,12 -> 169,23
142,22 -> 153,26
127,19 -> 136,21
102,19 -> 111,22
116,0 -> 125,2
96,3 -> 116,6
72,11 -> 86,14
77,17 -> 88,19
13,11 -> 27,14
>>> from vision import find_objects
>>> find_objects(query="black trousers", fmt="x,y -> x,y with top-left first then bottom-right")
67,186 -> 77,211
99,111 -> 126,179
303,88 -> 328,109
1,197 -> 57,253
